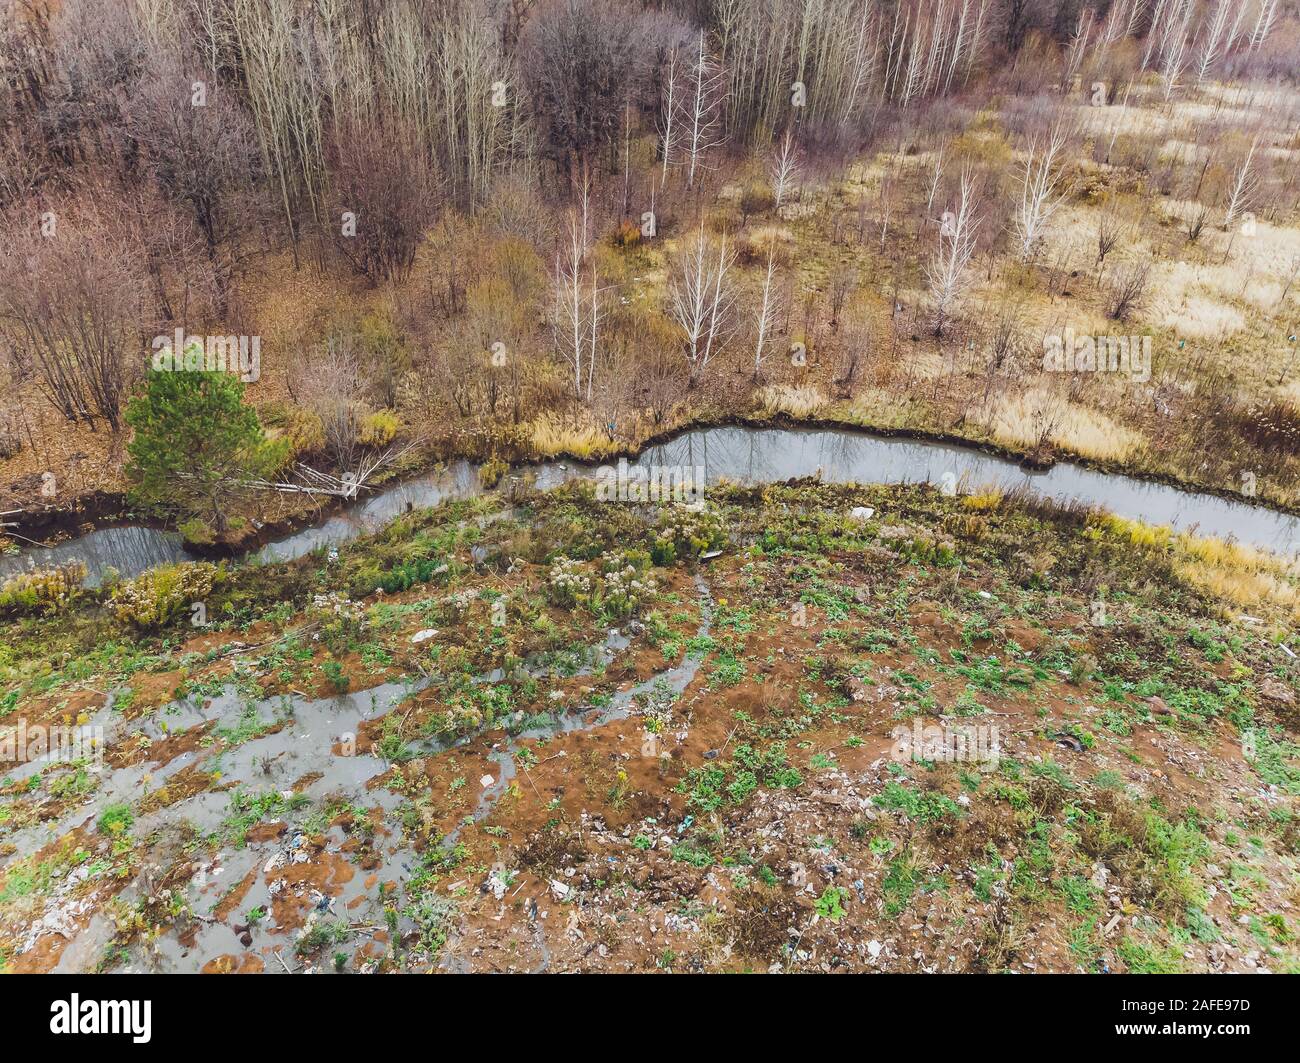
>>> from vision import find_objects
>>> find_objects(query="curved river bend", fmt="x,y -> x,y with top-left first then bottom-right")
3,425 -> 1298,587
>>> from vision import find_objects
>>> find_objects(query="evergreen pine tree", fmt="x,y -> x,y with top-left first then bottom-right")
125,363 -> 288,541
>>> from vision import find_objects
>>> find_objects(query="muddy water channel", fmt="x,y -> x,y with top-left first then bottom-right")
4,423 -> 1299,971
4,425 -> 1299,589
2,566 -> 714,973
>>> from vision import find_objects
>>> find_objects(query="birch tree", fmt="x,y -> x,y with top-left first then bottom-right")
679,30 -> 727,190
1161,26 -> 1192,100
926,169 -> 982,336
667,225 -> 737,383
753,246 -> 779,376
1194,0 -> 1232,87
770,128 -> 801,210
1013,125 -> 1069,262
1249,0 -> 1280,52
1222,135 -> 1261,260
658,45 -> 682,190
554,215 -> 588,404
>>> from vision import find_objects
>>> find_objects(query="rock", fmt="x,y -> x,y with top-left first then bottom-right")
1260,677 -> 1295,705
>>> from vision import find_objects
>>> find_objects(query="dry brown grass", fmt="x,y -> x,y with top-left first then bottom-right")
1095,513 -> 1300,615
973,387 -> 1146,462
526,412 -> 621,460
757,383 -> 830,419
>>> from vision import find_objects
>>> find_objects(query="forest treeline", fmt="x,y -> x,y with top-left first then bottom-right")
0,0 -> 1296,535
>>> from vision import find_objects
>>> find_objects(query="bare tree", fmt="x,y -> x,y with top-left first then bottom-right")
926,145 -> 945,214
1013,124 -> 1069,262
127,55 -> 261,302
1249,0 -> 1280,52
926,168 -> 982,335
1221,135 -> 1261,260
667,224 -> 737,383
658,44 -> 683,190
1194,0 -> 1232,86
553,204 -> 591,403
1060,8 -> 1094,93
770,128 -> 801,210
0,207 -> 149,432
1158,1 -> 1195,99
753,245 -> 779,376
679,29 -> 727,191
523,0 -> 678,178
329,117 -> 441,285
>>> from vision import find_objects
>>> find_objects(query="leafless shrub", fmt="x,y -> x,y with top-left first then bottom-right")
328,118 -> 441,285
1106,261 -> 1151,322
1095,204 -> 1126,281
290,334 -> 373,471
0,205 -> 150,431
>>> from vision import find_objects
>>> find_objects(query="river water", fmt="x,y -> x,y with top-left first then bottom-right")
3,425 -> 1297,587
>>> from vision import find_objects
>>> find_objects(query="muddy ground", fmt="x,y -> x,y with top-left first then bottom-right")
2,482 -> 1298,973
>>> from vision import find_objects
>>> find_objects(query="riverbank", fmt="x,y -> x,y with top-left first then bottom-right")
6,408 -> 1300,574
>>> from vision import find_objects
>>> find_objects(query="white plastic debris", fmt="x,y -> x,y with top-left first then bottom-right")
411,629 -> 438,644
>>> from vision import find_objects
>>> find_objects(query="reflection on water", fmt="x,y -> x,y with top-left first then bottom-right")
640,426 -> 1300,556
4,425 -> 1300,587
0,525 -> 192,588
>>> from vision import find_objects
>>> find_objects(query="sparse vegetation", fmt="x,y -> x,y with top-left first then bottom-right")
0,0 -> 1298,994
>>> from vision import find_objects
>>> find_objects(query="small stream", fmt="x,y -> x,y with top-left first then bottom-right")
4,425 -> 1299,588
